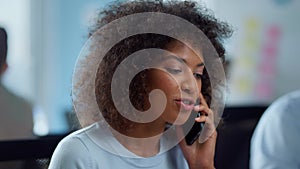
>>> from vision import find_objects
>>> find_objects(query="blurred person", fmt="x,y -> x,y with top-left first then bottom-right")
250,90 -> 300,169
0,26 -> 34,169
48,0 -> 233,169
0,27 -> 33,140
0,27 -> 34,169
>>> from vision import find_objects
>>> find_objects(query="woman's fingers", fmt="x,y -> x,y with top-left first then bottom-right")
195,115 -> 206,122
193,106 -> 215,143
190,92 -> 216,143
198,112 -> 215,143
193,105 -> 213,117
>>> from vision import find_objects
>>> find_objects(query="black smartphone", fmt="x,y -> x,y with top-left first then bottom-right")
182,98 -> 205,145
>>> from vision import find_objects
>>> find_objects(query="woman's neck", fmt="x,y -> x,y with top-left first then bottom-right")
110,119 -> 166,157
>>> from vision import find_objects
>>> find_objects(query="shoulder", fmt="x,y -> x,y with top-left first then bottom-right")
278,90 -> 300,116
259,90 -> 300,126
48,125 -> 96,169
54,129 -> 90,153
253,90 -> 300,139
250,90 -> 300,168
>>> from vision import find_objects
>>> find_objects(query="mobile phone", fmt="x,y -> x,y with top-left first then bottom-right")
182,99 -> 205,145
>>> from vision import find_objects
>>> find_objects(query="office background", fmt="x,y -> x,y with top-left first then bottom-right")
0,0 -> 299,135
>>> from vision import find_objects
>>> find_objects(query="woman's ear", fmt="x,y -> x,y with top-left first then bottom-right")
0,62 -> 8,76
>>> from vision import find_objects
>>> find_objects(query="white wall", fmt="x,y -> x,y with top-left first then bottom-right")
0,0 -> 33,102
30,0 -> 111,134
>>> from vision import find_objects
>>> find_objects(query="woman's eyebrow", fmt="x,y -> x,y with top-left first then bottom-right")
163,55 -> 204,67
162,54 -> 185,64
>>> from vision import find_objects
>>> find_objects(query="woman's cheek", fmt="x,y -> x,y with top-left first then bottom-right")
197,81 -> 202,93
147,70 -> 180,97
158,76 -> 179,94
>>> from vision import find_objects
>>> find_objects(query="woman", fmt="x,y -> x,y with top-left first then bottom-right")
49,1 -> 232,168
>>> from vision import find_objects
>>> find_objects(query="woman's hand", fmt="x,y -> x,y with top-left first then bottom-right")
176,93 -> 217,169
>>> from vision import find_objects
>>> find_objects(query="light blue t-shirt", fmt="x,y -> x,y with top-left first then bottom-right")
250,90 -> 300,169
48,121 -> 189,169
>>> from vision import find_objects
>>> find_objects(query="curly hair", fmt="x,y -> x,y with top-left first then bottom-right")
92,0 -> 232,132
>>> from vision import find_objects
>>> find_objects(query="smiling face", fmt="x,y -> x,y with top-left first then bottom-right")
146,41 -> 205,125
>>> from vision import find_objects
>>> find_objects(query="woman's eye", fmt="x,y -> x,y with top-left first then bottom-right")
193,73 -> 203,80
165,68 -> 182,74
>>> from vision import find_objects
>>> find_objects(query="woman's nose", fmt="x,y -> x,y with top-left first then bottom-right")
182,86 -> 193,95
180,71 -> 197,95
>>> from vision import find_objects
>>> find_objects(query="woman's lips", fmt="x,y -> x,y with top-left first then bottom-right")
174,99 -> 195,111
